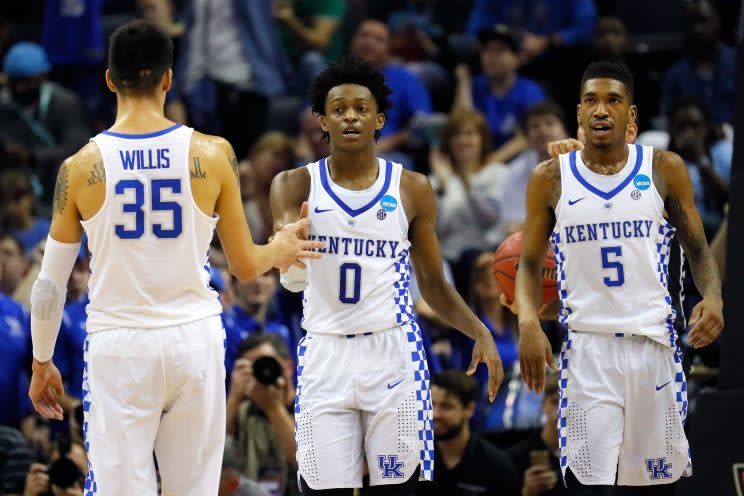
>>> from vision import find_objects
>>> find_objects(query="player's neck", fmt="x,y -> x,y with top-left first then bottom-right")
581,143 -> 628,174
327,146 -> 378,181
111,96 -> 171,133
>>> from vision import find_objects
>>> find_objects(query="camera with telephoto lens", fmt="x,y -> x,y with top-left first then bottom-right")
252,355 -> 283,385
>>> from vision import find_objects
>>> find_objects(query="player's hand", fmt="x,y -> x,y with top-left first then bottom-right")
547,138 -> 584,159
271,218 -> 324,273
28,360 -> 64,420
522,465 -> 558,496
500,294 -> 559,321
687,295 -> 724,348
518,321 -> 558,394
468,332 -> 503,402
24,463 -> 49,496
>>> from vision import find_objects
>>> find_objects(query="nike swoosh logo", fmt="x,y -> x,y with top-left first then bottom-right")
568,197 -> 586,206
387,379 -> 404,390
314,207 -> 334,213
656,381 -> 671,391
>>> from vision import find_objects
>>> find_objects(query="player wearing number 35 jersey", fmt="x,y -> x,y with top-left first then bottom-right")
270,56 -> 503,495
515,62 -> 724,494
27,21 -> 320,496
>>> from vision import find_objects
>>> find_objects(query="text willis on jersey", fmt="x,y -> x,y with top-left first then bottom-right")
119,148 -> 171,170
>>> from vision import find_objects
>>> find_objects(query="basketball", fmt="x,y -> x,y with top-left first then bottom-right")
492,231 -> 558,305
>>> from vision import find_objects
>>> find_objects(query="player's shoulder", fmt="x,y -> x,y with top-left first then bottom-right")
270,166 -> 311,201
652,148 -> 686,172
60,141 -> 103,182
190,131 -> 233,159
400,168 -> 432,192
532,157 -> 561,183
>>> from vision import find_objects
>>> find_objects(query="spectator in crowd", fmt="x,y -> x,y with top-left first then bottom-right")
0,269 -> 31,429
667,98 -> 730,235
592,17 -> 629,61
502,102 -> 568,233
41,0 -> 105,117
219,448 -> 271,496
177,0 -> 290,159
226,334 -> 296,496
350,19 -> 432,157
295,107 -> 330,165
507,374 -> 563,496
419,370 -> 519,495
0,42 -> 91,202
1,425 -> 34,495
466,0 -> 598,59
0,233 -> 31,299
454,25 -> 545,163
428,109 -> 507,292
241,132 -> 296,244
662,0 -> 736,126
275,0 -> 345,84
0,170 -> 50,254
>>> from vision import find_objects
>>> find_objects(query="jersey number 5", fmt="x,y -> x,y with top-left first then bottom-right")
600,246 -> 625,287
114,179 -> 183,239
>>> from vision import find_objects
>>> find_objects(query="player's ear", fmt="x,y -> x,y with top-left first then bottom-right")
104,70 -> 117,93
319,114 -> 329,133
162,69 -> 173,93
376,112 -> 385,132
576,104 -> 582,127
628,104 -> 638,124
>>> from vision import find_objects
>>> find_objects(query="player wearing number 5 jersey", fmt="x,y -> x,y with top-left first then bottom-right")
270,57 -> 503,495
27,21 -> 321,496
515,62 -> 724,494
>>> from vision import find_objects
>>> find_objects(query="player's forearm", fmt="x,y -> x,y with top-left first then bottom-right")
233,244 -> 278,281
515,259 -> 544,326
264,404 -> 298,468
421,281 -> 489,340
686,244 -> 722,299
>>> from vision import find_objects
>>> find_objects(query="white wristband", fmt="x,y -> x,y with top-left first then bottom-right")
280,264 -> 308,293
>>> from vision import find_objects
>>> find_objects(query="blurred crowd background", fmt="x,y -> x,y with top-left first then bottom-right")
0,0 -> 735,495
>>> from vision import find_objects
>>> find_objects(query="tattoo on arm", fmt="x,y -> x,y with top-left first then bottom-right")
228,148 -> 239,186
540,158 -> 562,207
191,157 -> 207,179
87,162 -> 105,186
52,161 -> 70,218
667,194 -> 721,298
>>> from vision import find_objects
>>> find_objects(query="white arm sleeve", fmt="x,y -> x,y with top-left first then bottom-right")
30,235 -> 81,362
280,264 -> 308,293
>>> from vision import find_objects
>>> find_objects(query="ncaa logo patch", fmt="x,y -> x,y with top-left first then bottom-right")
380,194 -> 398,212
631,189 -> 641,200
377,209 -> 387,220
633,174 -> 651,191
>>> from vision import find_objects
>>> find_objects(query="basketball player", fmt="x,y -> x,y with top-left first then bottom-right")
269,56 -> 503,495
514,61 -> 724,494
27,20 -> 321,495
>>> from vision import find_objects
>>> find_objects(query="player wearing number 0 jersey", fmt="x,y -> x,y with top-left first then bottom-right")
27,21 -> 319,496
515,62 -> 723,494
270,56 -> 503,495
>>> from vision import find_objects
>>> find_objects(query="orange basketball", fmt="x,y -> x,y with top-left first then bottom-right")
492,231 -> 558,305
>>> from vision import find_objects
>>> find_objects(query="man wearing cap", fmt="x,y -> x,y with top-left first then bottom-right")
0,42 -> 91,203
453,25 -> 545,163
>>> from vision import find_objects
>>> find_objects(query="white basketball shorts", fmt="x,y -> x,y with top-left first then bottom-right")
557,330 -> 691,486
294,321 -> 433,490
81,315 -> 226,496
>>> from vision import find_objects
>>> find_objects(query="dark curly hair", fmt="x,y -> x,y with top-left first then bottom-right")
309,56 -> 393,142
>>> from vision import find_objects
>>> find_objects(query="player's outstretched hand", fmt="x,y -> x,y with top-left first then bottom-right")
29,360 -> 64,420
547,138 -> 584,159
687,295 -> 724,348
518,321 -> 558,394
272,220 -> 324,273
468,333 -> 503,402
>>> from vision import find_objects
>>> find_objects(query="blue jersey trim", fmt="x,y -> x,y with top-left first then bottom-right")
319,158 -> 392,217
569,144 -> 643,200
101,123 -> 183,139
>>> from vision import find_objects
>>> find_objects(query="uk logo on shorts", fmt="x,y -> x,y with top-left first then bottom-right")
633,174 -> 651,191
380,195 -> 398,212
378,455 -> 404,478
645,457 -> 673,480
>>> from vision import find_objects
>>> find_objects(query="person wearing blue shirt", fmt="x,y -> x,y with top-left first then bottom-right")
223,273 -> 291,378
466,0 -> 597,55
455,25 -> 545,161
661,0 -> 735,126
0,293 -> 32,427
1,169 -> 51,255
350,19 -> 432,156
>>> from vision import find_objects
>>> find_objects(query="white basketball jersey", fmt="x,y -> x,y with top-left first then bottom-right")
83,124 -> 222,333
302,158 -> 413,335
551,144 -> 677,348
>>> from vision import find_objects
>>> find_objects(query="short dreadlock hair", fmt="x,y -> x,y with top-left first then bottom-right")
309,55 -> 393,142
